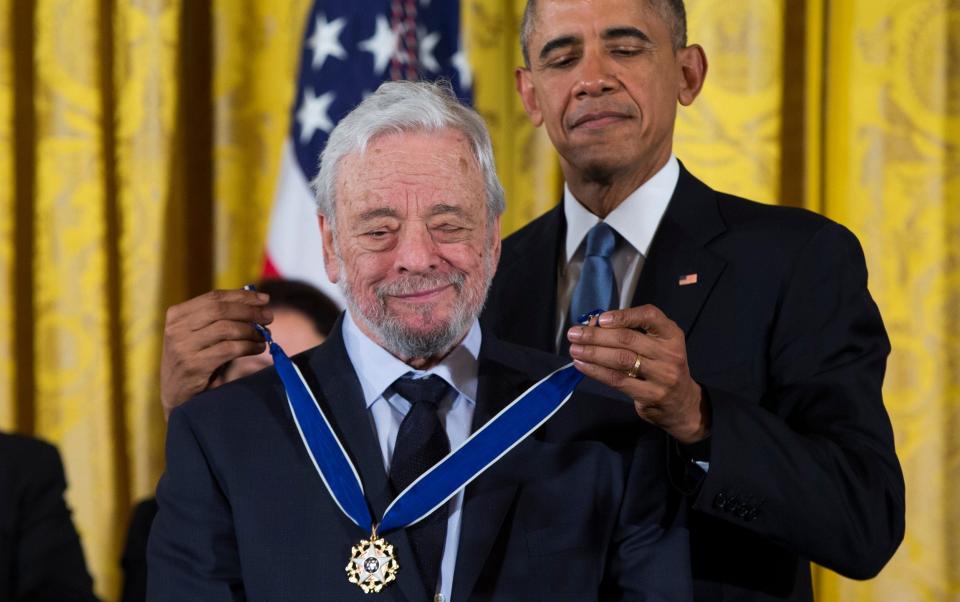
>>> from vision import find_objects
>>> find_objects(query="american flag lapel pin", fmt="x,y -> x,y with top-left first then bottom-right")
678,273 -> 698,286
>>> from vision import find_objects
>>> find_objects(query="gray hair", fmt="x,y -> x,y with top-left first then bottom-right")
520,0 -> 688,66
311,80 -> 506,224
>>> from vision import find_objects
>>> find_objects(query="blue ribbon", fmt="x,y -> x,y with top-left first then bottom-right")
270,336 -> 583,535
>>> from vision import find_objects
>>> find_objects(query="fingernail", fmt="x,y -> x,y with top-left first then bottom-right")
261,309 -> 274,321
598,312 -> 614,326
567,326 -> 583,341
569,344 -> 583,355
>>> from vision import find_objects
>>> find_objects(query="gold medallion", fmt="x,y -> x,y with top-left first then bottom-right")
345,530 -> 399,593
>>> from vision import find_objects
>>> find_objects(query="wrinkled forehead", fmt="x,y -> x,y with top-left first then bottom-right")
334,129 -> 487,217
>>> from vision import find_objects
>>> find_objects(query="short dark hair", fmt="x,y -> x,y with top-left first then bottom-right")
520,0 -> 687,66
257,278 -> 340,336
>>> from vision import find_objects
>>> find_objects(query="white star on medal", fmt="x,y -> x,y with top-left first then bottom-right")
346,535 -> 399,593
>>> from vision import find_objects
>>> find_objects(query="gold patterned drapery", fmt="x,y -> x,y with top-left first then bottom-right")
1,1 -> 958,600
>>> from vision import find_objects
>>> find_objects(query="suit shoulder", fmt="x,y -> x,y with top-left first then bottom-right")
0,432 -> 62,473
718,193 -> 830,232
174,365 -> 285,426
712,192 -> 866,256
501,205 -> 561,256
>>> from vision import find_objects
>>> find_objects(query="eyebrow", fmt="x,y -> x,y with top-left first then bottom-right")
358,207 -> 399,221
429,204 -> 467,218
357,204 -> 466,221
538,35 -> 580,61
602,26 -> 652,44
538,26 -> 653,62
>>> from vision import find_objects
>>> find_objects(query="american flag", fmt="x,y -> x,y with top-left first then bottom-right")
263,0 -> 472,303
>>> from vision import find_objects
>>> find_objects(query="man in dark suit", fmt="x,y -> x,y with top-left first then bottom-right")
0,432 -> 98,602
155,1 -> 904,599
490,0 -> 902,600
147,80 -> 690,601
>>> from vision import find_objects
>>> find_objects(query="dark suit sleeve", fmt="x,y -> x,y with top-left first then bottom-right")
687,222 -> 904,578
120,498 -> 157,602
14,439 -> 98,602
146,407 -> 245,601
607,432 -> 693,601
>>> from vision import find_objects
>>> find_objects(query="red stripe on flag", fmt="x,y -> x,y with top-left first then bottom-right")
262,253 -> 282,279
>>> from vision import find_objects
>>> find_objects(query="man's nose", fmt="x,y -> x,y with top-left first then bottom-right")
573,50 -> 619,98
396,223 -> 441,273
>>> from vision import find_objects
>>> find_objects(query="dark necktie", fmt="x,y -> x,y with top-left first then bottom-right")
388,374 -> 452,594
567,222 -> 619,344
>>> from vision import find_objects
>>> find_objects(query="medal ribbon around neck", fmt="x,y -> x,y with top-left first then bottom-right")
269,332 -> 584,535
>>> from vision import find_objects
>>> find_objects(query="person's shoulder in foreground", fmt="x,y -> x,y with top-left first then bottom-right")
0,432 -> 99,602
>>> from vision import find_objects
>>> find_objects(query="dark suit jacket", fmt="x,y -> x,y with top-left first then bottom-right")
147,324 -> 692,601
120,497 -> 157,602
482,165 -> 905,601
0,433 -> 98,602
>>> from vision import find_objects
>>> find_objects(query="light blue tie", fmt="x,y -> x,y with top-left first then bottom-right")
570,222 -> 619,326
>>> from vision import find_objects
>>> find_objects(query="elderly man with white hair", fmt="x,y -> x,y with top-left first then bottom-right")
146,81 -> 691,601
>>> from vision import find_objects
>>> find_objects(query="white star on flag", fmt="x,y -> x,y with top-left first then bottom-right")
307,14 -> 348,71
296,88 -> 335,143
419,28 -> 441,72
359,15 -> 399,75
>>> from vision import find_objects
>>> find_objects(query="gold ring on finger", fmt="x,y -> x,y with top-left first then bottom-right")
626,354 -> 643,379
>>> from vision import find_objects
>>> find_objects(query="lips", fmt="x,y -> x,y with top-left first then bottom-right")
569,110 -> 631,129
389,284 -> 453,301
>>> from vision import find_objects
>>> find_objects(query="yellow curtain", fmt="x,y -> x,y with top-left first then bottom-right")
463,0 -> 563,235
674,0 -> 785,204
0,0 -> 12,429
809,0 -> 960,599
211,0 -> 313,288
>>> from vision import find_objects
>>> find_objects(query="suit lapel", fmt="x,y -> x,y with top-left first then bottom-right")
303,320 -> 427,602
632,165 -> 727,336
450,337 -> 531,602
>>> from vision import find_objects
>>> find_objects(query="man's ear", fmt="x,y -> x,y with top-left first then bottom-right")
515,67 -> 544,127
677,44 -> 708,106
490,214 -> 502,267
318,213 -> 340,284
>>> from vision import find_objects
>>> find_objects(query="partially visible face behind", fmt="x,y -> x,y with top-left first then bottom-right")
221,307 -> 326,383
319,128 -> 501,362
516,0 -> 704,184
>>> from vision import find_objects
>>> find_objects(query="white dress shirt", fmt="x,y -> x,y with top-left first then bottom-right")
342,311 -> 480,602
555,155 -> 679,348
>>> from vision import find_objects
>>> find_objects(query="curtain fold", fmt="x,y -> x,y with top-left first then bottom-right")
0,0 -> 13,430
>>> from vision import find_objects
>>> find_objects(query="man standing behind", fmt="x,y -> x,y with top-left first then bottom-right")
484,0 -> 903,600
147,81 -> 689,601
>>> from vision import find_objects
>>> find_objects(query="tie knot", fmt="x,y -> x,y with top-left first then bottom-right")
584,222 -> 617,258
392,374 -> 452,408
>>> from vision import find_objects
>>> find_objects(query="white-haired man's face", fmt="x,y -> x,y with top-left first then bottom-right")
319,128 -> 501,365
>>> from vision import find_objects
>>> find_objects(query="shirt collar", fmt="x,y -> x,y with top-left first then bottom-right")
563,154 -> 679,261
341,310 -> 481,409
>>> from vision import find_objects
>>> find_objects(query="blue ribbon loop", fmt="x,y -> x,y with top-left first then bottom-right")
270,338 -> 583,536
